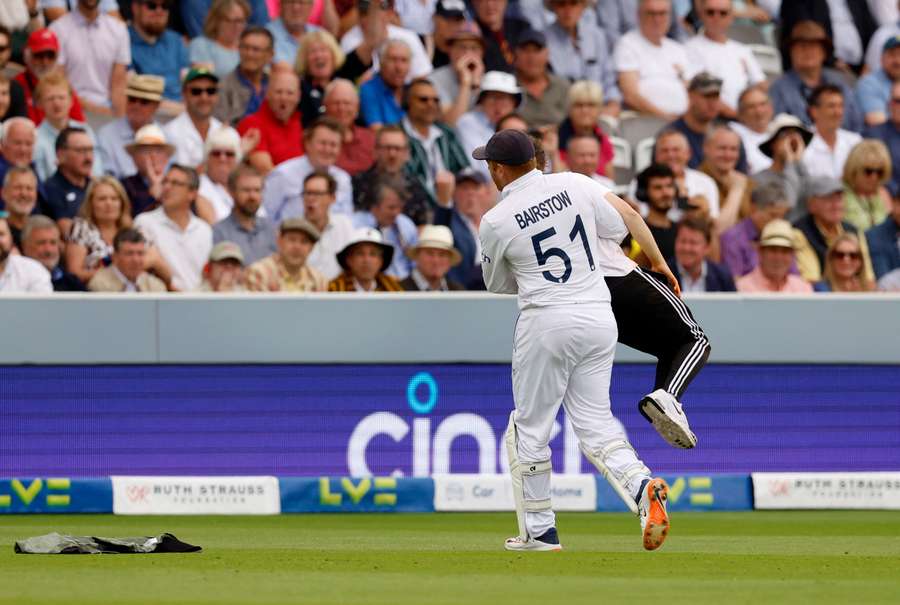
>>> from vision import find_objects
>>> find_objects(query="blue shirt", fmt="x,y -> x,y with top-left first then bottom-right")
262,155 -> 354,223
98,117 -> 146,178
266,19 -> 321,66
856,69 -> 892,117
352,211 -> 418,280
189,37 -> 239,80
544,19 -> 620,103
39,170 -> 87,220
865,121 -> 900,194
359,74 -> 404,127
769,68 -> 864,133
129,26 -> 189,102
212,213 -> 277,266
181,0 -> 270,39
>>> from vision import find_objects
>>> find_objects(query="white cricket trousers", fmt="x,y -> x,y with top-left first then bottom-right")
511,303 -> 650,537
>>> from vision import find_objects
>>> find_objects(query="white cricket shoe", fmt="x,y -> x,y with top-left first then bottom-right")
638,478 -> 670,551
504,528 -> 562,552
639,389 -> 697,449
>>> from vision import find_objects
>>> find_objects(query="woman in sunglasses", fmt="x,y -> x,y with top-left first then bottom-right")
814,233 -> 875,292
842,140 -> 892,232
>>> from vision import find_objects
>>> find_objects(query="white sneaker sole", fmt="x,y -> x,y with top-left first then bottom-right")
639,396 -> 697,449
504,538 -> 562,552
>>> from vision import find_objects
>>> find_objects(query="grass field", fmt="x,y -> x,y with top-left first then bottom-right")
2,512 -> 899,604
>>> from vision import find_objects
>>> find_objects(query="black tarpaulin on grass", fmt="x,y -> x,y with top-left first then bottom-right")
14,532 -> 202,554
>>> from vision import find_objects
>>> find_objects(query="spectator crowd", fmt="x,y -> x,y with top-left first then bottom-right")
1,0 -> 899,295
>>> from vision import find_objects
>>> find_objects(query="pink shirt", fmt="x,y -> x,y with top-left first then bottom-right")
736,266 -> 813,294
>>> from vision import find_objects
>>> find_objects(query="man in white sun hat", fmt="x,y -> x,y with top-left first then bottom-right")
456,71 -> 523,180
327,227 -> 404,292
401,224 -> 465,291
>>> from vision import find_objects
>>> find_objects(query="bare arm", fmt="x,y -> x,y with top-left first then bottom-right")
109,63 -> 127,116
247,151 -> 275,176
319,0 -> 340,37
715,172 -> 747,233
618,71 -> 676,120
64,242 -> 99,284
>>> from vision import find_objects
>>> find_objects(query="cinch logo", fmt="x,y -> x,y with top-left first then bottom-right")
0,479 -> 71,508
318,477 -> 397,507
346,372 -> 595,477
667,477 -> 714,506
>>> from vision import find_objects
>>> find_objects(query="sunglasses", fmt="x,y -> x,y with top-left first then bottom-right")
831,250 -> 861,260
142,1 -> 170,10
863,167 -> 885,177
415,95 -> 440,104
127,96 -> 157,106
704,8 -> 730,17
188,87 -> 218,97
33,50 -> 56,60
0,46 -> 9,53
210,149 -> 236,158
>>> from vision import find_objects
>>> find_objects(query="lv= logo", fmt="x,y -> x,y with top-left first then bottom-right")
0,479 -> 71,508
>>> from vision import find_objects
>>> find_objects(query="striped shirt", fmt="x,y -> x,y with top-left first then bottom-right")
327,272 -> 404,292
244,254 -> 327,292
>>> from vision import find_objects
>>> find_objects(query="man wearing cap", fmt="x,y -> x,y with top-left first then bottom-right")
87,227 -> 167,292
401,225 -> 465,291
359,39 -> 412,129
779,1 -> 878,75
237,70 -> 304,173
50,0 -> 131,116
614,0 -> 695,119
476,128 -> 676,553
545,0 -> 620,116
428,21 -> 485,127
685,0 -> 765,119
514,29 -> 571,128
865,81 -> 900,194
752,114 -> 817,219
213,164 -> 276,266
133,164 -> 213,291
457,71 -> 522,180
216,27 -> 274,127
197,241 -> 245,292
163,68 -> 224,169
340,0 -> 432,80
801,84 -> 863,180
431,0 -> 468,70
857,36 -> 900,127
865,1 -> 900,73
327,226 -> 403,292
471,0 -> 530,73
400,78 -> 468,207
0,213 -> 53,293
97,74 -> 163,180
434,167 -> 490,288
16,28 -> 87,125
120,124 -> 174,216
793,177 -> 875,284
245,217 -> 327,292
128,0 -> 188,112
769,21 -> 863,134
735,219 -> 814,293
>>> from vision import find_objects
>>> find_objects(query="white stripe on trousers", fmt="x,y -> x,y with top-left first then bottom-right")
633,267 -> 710,396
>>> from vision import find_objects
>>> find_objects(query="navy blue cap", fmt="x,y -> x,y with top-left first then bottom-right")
472,129 -> 536,165
884,35 -> 900,53
455,167 -> 487,184
435,0 -> 466,18
516,29 -> 547,49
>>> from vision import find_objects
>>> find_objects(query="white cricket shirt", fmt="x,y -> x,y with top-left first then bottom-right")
479,170 -> 628,309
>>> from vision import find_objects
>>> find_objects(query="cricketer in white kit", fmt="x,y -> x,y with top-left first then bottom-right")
476,130 -> 670,552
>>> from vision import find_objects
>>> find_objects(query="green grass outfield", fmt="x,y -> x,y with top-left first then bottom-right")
2,512 -> 899,604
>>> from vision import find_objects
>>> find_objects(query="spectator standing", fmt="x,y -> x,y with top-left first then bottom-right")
87,227 -> 167,292
302,169 -> 353,280
0,213 -> 53,293
189,0 -> 250,79
814,233 -> 874,292
666,216 -> 736,292
0,167 -> 39,250
719,181 -> 791,278
0,117 -> 37,187
237,69 -> 304,173
323,79 -> 375,176
471,0 -> 530,73
198,241 -> 246,292
457,71 -> 522,180
545,0 -> 619,116
433,167 -> 489,288
857,36 -> 900,127
50,0 -> 130,116
401,224 -> 464,291
39,126 -> 94,235
793,178 -> 875,284
293,30 -> 343,126
557,80 -> 614,179
735,219 -> 814,293
32,72 -> 102,181
200,127 -> 244,222
769,20 -> 863,133
514,29 -> 569,128
215,26 -> 273,126
133,164 -> 213,291
340,0 -> 431,79
266,0 -> 321,66
15,28 -> 87,125
685,0 -> 765,118
865,190 -> 900,279
213,164 -> 276,265
120,124 -> 173,217
779,0 -> 877,75
428,20 -> 485,127
163,68 -> 224,169
128,0 -> 189,111
731,85 -> 775,175
430,0 -> 467,70
614,0 -> 695,119
359,39 -> 411,128
97,74 -> 163,179
327,226 -> 403,291
352,176 -> 418,279
752,114 -> 816,221
263,116 -> 351,221
841,140 -> 892,232
21,214 -> 84,291
245,216 -> 327,291
801,85 -> 863,180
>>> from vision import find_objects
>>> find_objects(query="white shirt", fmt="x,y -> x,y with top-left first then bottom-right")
394,0 -> 437,35
731,121 -> 773,174
613,30 -> 695,116
306,213 -> 355,280
456,109 -> 495,181
630,168 -> 720,221
0,255 -> 52,294
677,260 -> 708,293
340,24 -> 432,81
162,112 -> 223,169
479,169 -> 627,309
802,128 -> 864,180
134,207 -> 213,291
262,155 -> 353,223
685,35 -> 765,111
199,174 -> 235,223
826,0 -> 863,66
594,238 -> 636,278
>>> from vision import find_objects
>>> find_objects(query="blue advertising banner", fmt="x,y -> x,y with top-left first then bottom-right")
280,477 -> 434,513
594,474 -> 753,512
0,478 -> 112,513
2,364 -> 899,477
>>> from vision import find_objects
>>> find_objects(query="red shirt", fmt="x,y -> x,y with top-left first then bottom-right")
15,70 -> 86,126
237,100 -> 303,167
336,125 -> 375,176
